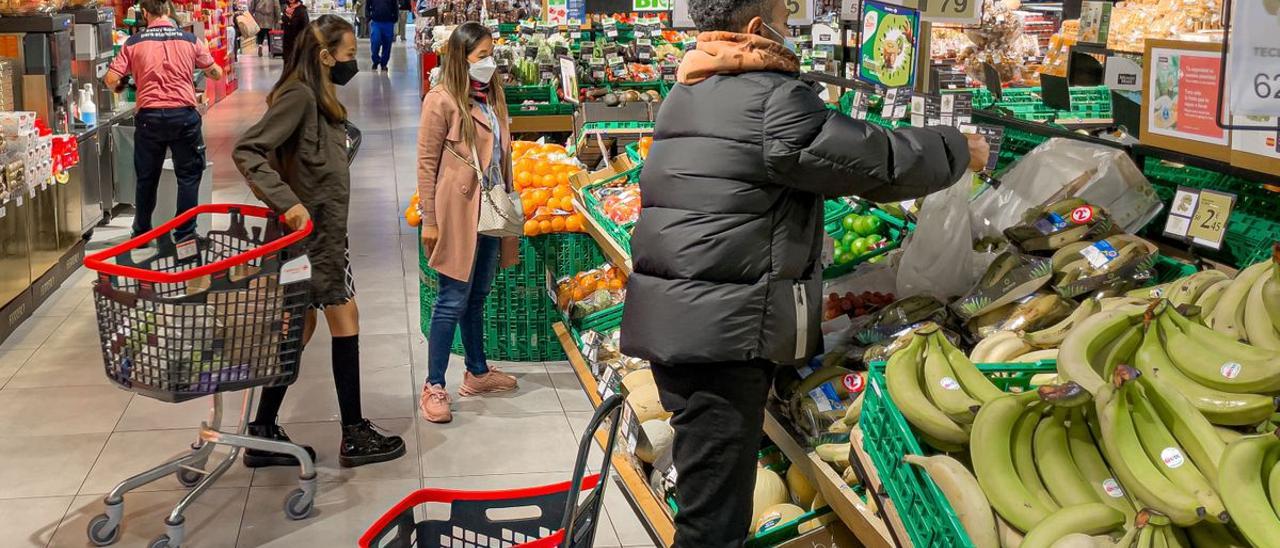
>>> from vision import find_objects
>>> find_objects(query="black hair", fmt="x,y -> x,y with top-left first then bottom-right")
688,0 -> 771,31
139,0 -> 169,17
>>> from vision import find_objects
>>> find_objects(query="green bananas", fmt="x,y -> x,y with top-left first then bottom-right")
1219,432 -> 1280,547
885,331 -> 969,449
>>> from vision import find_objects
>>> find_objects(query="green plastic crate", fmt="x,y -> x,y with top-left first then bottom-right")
419,233 -> 605,361
507,84 -> 575,116
862,359 -> 1057,548
579,165 -> 643,254
824,208 -> 913,280
624,141 -> 645,164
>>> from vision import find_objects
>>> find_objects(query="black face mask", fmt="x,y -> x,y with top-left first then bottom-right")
330,60 -> 359,85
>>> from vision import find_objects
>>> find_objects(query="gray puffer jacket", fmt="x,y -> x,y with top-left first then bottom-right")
619,71 -> 969,366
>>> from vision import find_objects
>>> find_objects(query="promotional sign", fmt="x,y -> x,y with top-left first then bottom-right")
1163,186 -> 1235,250
917,0 -> 979,24
632,0 -> 669,12
546,0 -> 568,23
1226,0 -> 1280,116
560,57 -> 579,104
1078,1 -> 1113,44
859,0 -> 920,89
1142,40 -> 1231,161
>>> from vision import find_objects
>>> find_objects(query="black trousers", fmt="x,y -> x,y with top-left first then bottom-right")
133,107 -> 205,241
651,360 -> 773,548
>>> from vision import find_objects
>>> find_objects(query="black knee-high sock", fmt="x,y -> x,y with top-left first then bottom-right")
332,334 -> 363,426
254,385 -> 287,425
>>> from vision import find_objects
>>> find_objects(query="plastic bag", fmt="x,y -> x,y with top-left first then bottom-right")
970,138 -> 1163,240
897,174 -> 979,300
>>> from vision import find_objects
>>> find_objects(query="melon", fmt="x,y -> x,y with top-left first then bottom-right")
621,369 -> 656,393
751,468 -> 789,527
634,420 -> 674,464
815,443 -> 851,469
798,511 -> 837,534
626,383 -> 672,423
754,503 -> 805,534
785,465 -> 816,507
810,490 -> 827,512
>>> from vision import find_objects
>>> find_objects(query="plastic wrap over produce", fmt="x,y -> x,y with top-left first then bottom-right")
969,138 -> 1162,240
896,173 -> 998,300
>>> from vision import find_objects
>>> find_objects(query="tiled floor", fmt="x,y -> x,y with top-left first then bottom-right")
0,40 -> 656,547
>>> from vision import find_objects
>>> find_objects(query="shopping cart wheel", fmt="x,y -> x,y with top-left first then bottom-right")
283,488 -> 314,520
175,468 -> 204,488
148,534 -> 174,548
86,514 -> 120,546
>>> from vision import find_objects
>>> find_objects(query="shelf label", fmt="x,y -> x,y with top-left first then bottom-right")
1227,0 -> 1280,116
918,0 -> 980,24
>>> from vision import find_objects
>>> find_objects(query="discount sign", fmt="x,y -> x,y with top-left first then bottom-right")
1227,0 -> 1280,116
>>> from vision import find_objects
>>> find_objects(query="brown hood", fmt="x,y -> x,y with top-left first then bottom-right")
676,31 -> 801,85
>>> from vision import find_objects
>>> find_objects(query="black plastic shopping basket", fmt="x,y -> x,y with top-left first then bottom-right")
360,395 -> 627,548
84,203 -> 314,403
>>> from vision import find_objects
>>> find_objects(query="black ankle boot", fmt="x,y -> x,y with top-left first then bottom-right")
339,419 -> 406,468
243,423 -> 317,468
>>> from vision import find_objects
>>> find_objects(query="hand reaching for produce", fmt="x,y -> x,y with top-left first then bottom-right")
421,225 -> 440,256
965,134 -> 991,173
283,204 -> 310,231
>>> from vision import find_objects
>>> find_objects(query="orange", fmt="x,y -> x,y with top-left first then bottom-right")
524,219 -> 539,236
566,215 -> 582,232
409,192 -> 420,206
534,161 -> 552,177
608,278 -> 624,291
552,184 -> 572,199
538,219 -> 552,234
404,205 -> 421,227
516,171 -> 533,189
522,200 -> 537,217
551,216 -> 566,232
530,189 -> 549,206
539,174 -> 555,188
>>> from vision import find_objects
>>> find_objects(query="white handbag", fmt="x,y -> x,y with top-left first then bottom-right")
451,140 -> 523,237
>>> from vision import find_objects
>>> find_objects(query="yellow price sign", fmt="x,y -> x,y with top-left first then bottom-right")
918,0 -> 980,24
786,0 -> 812,26
1186,189 -> 1235,250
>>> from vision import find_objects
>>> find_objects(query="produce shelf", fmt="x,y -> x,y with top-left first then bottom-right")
573,196 -> 633,275
554,322 -> 675,547
761,408 -> 897,548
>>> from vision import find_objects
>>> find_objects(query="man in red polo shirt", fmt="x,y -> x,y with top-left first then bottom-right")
105,0 -> 224,242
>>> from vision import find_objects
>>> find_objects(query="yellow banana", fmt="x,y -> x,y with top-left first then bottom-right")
1035,407 -> 1102,507
1246,266 -> 1280,350
987,334 -> 1036,363
1067,407 -> 1136,524
1015,405 -> 1061,512
1192,279 -> 1232,325
1159,312 -> 1280,394
1059,309 -> 1143,395
903,454 -> 1000,548
1133,371 -> 1227,487
1141,317 -> 1278,425
1167,269 -> 1230,308
1218,433 -> 1280,547
1021,503 -> 1125,548
1025,298 -> 1102,348
886,333 -> 970,448
1097,324 -> 1142,381
1210,261 -> 1272,340
1124,381 -> 1227,523
973,392 -> 1057,532
922,329 -> 981,425
972,331 -> 1023,363
939,331 -> 1006,403
1095,383 -> 1206,526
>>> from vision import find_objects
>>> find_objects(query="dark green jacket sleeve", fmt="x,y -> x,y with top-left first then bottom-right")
762,79 -> 970,201
233,85 -> 310,212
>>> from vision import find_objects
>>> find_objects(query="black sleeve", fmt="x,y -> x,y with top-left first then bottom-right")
762,80 -> 970,201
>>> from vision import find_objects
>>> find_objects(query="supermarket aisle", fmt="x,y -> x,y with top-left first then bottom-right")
0,42 -> 655,547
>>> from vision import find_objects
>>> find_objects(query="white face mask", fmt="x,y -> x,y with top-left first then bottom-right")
469,57 -> 497,83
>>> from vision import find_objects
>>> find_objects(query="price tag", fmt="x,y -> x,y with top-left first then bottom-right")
280,255 -> 313,284
637,38 -> 652,47
1186,189 -> 1235,249
570,30 -> 582,40
786,0 -> 813,26
1227,0 -> 1280,116
973,124 -> 1004,171
918,0 -> 981,24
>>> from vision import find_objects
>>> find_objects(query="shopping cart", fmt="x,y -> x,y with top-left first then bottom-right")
82,204 -> 318,548
360,395 -> 627,548
268,30 -> 285,58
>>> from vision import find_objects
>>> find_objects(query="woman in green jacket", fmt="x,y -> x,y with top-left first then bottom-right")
233,15 -> 405,468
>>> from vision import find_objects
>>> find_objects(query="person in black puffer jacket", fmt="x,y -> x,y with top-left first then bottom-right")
618,0 -> 989,544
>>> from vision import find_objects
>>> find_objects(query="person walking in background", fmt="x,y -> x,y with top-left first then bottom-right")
618,0 -> 990,543
281,0 -> 309,62
104,0 -> 223,242
250,0 -> 280,57
416,22 -> 520,424
366,0 -> 397,71
395,0 -> 410,41
234,15 -> 407,469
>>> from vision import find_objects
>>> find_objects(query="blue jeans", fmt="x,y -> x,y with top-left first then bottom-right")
426,235 -> 500,387
370,21 -> 394,67
133,107 -> 205,241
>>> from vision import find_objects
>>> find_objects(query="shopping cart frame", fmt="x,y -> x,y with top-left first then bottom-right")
83,204 -> 318,548
360,394 -> 627,548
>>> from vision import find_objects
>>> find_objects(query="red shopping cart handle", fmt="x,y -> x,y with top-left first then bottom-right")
84,203 -> 313,284
358,475 -> 600,548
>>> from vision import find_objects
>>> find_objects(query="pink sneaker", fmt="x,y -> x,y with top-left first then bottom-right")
459,367 -> 518,397
420,384 -> 452,423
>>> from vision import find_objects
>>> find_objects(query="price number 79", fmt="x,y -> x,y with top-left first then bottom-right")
920,0 -> 969,15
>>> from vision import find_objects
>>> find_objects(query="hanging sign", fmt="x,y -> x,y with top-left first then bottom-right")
859,1 -> 920,89
1226,0 -> 1280,116
917,0 -> 979,24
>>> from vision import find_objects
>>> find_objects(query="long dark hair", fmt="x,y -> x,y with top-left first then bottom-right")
440,22 -> 507,151
269,14 -> 353,122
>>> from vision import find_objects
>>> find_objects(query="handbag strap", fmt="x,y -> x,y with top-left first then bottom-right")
444,141 -> 485,187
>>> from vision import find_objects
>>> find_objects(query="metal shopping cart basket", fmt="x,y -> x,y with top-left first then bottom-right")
82,204 -> 319,548
360,395 -> 627,548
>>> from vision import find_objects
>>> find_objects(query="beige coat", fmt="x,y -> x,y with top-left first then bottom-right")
417,87 -> 519,282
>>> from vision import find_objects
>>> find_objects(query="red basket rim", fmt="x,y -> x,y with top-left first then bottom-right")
358,474 -> 601,548
83,203 -> 312,284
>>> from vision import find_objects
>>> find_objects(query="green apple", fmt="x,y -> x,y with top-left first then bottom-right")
836,249 -> 856,264
832,248 -> 849,265
841,213 -> 859,232
848,237 -> 872,257
841,231 -> 860,247
865,234 -> 885,247
852,215 -> 883,236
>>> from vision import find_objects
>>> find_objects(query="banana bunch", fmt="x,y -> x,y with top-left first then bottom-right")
1005,199 -> 1112,252
1207,250 -> 1280,350
1053,236 -> 1155,293
1218,431 -> 1280,547
885,325 -> 1003,451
